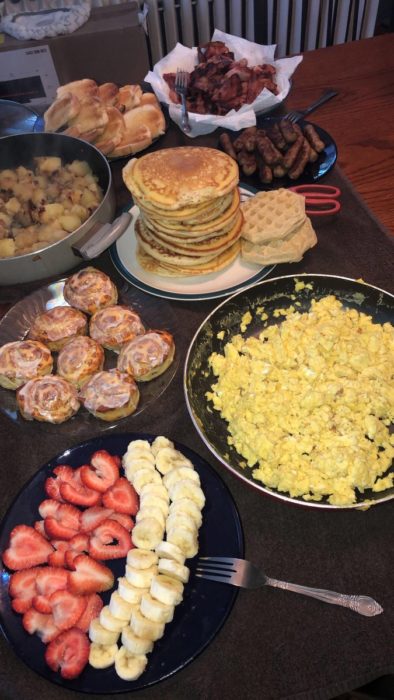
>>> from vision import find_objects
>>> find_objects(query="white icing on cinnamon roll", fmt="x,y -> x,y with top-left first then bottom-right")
0,340 -> 53,390
117,330 -> 175,381
17,375 -> 80,423
57,336 -> 105,388
89,305 -> 145,352
63,267 -> 118,315
79,369 -> 140,421
28,306 -> 88,351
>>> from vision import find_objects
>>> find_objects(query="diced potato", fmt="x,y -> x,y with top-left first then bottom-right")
40,203 -> 64,224
59,214 -> 82,232
67,160 -> 90,176
0,238 -> 16,258
35,156 -> 62,174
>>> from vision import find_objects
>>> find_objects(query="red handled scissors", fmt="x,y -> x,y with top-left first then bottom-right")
289,184 -> 341,216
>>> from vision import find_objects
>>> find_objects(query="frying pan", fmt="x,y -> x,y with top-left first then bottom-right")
184,274 -> 394,509
0,132 -> 131,285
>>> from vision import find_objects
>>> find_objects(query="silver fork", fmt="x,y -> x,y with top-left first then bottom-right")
284,89 -> 338,123
175,68 -> 192,134
195,557 -> 383,617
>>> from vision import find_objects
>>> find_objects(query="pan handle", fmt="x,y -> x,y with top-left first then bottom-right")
72,211 -> 132,260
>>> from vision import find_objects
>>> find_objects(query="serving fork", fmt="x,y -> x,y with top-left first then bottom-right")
284,89 -> 338,123
175,68 -> 192,134
196,557 -> 383,617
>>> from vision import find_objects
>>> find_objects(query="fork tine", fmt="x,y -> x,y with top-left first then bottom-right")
195,572 -> 237,585
198,556 -> 240,565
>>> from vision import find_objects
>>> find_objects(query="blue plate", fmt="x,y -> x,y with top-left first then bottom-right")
0,433 -> 244,693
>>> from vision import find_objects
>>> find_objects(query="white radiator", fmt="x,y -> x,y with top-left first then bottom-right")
140,0 -> 379,65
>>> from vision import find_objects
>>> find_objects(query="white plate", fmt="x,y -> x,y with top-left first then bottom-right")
110,185 -> 275,301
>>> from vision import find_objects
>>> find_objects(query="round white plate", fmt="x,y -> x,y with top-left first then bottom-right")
110,185 -> 275,301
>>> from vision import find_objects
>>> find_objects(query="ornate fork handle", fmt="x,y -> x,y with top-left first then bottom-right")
266,577 -> 383,617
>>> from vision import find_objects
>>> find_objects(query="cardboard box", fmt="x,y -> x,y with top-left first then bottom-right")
0,2 -> 149,106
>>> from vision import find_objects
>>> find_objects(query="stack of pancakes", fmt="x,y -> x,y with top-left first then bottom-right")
122,147 -> 242,276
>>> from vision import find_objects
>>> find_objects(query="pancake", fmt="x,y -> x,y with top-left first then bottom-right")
136,240 -> 241,277
133,191 -> 233,223
123,147 -> 239,210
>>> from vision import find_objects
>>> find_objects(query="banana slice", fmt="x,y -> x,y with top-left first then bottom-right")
89,618 -> 120,646
140,591 -> 174,624
100,605 -> 129,631
166,512 -> 197,535
155,540 -> 185,565
139,494 -> 169,517
169,498 -> 203,528
89,642 -> 118,669
132,517 -> 164,550
124,457 -> 156,481
136,506 -> 165,529
121,626 -> 154,655
166,526 -> 199,559
169,479 -> 205,509
109,591 -> 136,621
114,647 -> 147,681
158,558 -> 190,584
118,576 -> 148,605
126,548 -> 158,570
125,563 -> 158,589
140,482 -> 169,502
132,468 -> 163,494
163,467 -> 200,490
129,607 -> 165,641
126,439 -> 152,453
151,435 -> 174,455
150,574 -> 184,606
155,447 -> 194,475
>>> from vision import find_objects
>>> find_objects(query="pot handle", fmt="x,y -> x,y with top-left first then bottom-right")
72,211 -> 132,260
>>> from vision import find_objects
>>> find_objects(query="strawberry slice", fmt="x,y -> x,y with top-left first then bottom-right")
80,506 -> 114,533
23,608 -> 61,643
45,627 -> 89,679
38,499 -> 61,519
9,567 -> 41,614
33,566 -> 70,613
50,589 -> 87,631
34,520 -> 49,539
45,465 -> 75,502
75,593 -> 103,633
48,540 -> 69,568
109,512 -> 134,531
102,477 -> 139,515
89,519 -> 132,560
80,450 -> 120,493
113,455 -> 121,469
59,468 -> 101,508
44,504 -> 81,541
64,533 -> 90,570
68,554 -> 114,595
2,525 -> 54,571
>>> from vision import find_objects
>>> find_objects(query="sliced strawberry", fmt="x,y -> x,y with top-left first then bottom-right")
2,525 -> 54,571
38,499 -> 61,519
9,567 -> 41,613
64,533 -> 90,570
80,506 -> 114,533
75,593 -> 103,633
33,595 -> 53,614
45,465 -> 75,502
50,589 -> 87,631
102,477 -> 139,515
80,450 -> 120,493
44,504 -> 81,541
23,608 -> 60,643
36,566 -> 69,595
89,519 -> 132,560
113,455 -> 121,469
60,468 -> 101,508
34,520 -> 49,539
68,554 -> 114,595
45,627 -> 89,679
109,512 -> 134,531
48,540 -> 69,567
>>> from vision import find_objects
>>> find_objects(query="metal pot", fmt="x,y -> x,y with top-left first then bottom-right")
0,132 -> 131,285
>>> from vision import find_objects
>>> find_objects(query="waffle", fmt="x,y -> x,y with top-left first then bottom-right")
241,216 -> 317,265
241,188 -> 306,243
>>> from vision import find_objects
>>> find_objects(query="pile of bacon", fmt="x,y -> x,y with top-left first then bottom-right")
163,41 -> 278,116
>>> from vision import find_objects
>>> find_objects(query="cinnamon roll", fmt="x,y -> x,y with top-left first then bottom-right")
63,267 -> 118,315
17,375 -> 80,423
117,330 -> 175,381
57,336 -> 105,388
89,305 -> 145,353
79,369 -> 140,421
0,340 -> 53,390
28,306 -> 88,352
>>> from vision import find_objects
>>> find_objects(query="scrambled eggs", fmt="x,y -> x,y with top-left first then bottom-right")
206,295 -> 394,506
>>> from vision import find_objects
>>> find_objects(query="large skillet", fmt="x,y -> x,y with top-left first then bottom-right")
0,132 -> 131,285
184,274 -> 394,509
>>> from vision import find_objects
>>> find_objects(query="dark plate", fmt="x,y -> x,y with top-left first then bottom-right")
184,274 -> 394,510
0,433 -> 244,693
220,116 -> 337,190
